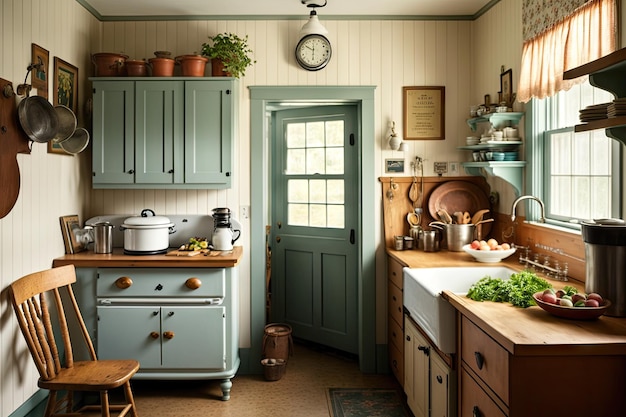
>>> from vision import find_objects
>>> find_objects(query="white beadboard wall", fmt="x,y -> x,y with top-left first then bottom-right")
93,16 -> 476,360
1,0 -> 527,415
0,0 -> 100,415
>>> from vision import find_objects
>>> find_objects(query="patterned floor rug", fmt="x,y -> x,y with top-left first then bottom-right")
326,388 -> 410,417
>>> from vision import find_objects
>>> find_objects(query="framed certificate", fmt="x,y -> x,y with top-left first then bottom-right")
403,86 -> 445,140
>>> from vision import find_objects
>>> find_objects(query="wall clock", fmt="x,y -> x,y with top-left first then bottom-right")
295,34 -> 332,71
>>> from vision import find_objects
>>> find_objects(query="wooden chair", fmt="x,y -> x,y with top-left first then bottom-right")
9,264 -> 140,417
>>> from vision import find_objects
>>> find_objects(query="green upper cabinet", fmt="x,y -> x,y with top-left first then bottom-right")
91,77 -> 236,189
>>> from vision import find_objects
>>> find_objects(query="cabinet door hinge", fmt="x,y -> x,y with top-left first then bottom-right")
226,89 -> 231,95
349,133 -> 355,146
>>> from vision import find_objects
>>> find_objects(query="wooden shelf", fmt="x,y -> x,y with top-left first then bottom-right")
563,47 -> 626,81
563,47 -> 626,145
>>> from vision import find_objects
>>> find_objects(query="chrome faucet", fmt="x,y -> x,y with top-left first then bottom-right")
510,195 -> 546,223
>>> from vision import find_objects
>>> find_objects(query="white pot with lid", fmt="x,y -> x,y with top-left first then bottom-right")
120,209 -> 176,255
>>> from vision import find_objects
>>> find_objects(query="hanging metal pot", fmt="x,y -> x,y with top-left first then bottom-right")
52,105 -> 77,143
17,95 -> 59,143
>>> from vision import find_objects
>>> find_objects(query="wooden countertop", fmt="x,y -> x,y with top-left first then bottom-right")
388,248 -> 626,356
52,246 -> 243,268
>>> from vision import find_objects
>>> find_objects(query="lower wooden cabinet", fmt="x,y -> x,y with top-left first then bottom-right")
405,315 -> 455,417
388,256 -> 405,384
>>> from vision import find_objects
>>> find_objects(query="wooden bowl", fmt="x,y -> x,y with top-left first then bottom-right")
532,292 -> 611,320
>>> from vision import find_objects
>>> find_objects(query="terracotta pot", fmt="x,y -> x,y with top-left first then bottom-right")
175,55 -> 208,77
92,53 -> 129,77
125,60 -> 147,77
148,57 -> 175,77
211,58 -> 232,77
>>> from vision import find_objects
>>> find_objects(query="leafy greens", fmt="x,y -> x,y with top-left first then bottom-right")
466,270 -> 551,308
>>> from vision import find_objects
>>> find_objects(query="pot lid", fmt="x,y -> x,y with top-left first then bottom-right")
123,209 -> 172,226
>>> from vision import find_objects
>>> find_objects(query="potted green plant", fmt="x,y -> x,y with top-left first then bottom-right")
201,32 -> 255,78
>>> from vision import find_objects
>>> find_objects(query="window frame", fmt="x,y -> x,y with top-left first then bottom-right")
528,87 -> 623,229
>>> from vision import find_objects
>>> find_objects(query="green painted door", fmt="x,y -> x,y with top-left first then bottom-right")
135,80 -> 183,184
271,105 -> 358,354
92,81 -> 135,184
184,80 -> 233,186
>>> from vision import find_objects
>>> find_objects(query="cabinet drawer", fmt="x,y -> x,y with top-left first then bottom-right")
461,316 -> 509,404
97,268 -> 225,298
388,337 -> 404,386
388,315 -> 404,352
461,366 -> 507,417
388,282 -> 403,327
388,256 -> 404,289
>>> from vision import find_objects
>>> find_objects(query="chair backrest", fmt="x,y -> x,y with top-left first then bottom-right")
9,264 -> 97,381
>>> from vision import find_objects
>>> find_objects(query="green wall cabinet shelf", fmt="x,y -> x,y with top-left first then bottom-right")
461,161 -> 527,196
91,77 -> 236,189
466,112 -> 524,131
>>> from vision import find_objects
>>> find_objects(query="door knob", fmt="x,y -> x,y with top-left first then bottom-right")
149,331 -> 159,339
163,331 -> 175,339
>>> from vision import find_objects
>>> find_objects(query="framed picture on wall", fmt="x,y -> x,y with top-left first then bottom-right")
385,158 -> 405,173
60,215 -> 80,254
500,69 -> 513,106
403,86 -> 445,140
53,57 -> 78,112
31,43 -> 49,98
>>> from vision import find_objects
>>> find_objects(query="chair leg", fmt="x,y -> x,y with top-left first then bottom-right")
124,381 -> 139,417
100,390 -> 111,417
44,391 -> 57,417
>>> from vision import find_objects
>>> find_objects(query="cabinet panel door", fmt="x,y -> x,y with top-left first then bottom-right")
161,306 -> 226,370
92,81 -> 135,184
430,353 -> 451,417
97,305 -> 161,368
184,80 -> 233,186
405,319 -> 429,417
135,81 -> 184,184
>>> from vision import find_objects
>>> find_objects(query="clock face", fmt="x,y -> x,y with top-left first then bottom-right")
295,34 -> 332,71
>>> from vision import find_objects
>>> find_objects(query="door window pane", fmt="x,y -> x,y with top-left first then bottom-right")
284,118 -> 346,229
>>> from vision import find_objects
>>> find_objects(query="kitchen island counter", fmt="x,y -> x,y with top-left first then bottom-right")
52,246 -> 242,268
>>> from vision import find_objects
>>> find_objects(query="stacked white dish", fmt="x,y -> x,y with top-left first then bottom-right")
466,136 -> 479,145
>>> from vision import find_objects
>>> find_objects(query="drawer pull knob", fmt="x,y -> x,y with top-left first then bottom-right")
163,331 -> 175,339
474,351 -> 484,370
185,277 -> 202,289
406,335 -> 411,341
168,311 -> 175,317
418,345 -> 430,356
152,311 -> 159,316
115,276 -> 133,289
150,331 -> 159,339
473,405 -> 481,417
436,375 -> 443,384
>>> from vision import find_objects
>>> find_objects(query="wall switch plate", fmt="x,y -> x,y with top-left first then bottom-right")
434,162 -> 448,175
449,162 -> 459,176
240,206 -> 250,219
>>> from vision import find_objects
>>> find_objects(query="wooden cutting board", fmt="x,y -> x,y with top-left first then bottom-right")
166,249 -> 204,256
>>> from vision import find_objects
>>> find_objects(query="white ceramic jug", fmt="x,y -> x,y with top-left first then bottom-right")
211,226 -> 241,251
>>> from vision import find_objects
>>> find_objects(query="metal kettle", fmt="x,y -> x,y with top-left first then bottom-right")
211,224 -> 241,251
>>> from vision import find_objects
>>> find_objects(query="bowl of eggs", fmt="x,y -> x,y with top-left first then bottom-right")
463,239 -> 516,263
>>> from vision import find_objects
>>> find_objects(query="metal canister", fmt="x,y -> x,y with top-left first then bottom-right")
93,222 -> 113,254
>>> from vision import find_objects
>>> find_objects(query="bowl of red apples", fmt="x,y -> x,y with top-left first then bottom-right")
462,239 -> 516,263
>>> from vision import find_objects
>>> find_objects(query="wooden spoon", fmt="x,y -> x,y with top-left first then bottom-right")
437,209 -> 453,224
471,209 -> 490,225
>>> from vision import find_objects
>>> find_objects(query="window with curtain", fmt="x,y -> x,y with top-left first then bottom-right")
518,0 -> 616,103
524,0 -> 621,226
